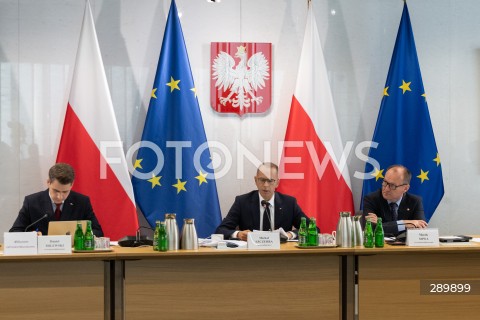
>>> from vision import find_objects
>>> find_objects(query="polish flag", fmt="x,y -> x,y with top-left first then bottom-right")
56,1 -> 138,240
277,5 -> 354,233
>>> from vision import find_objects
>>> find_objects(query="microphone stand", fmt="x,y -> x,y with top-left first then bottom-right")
24,214 -> 48,232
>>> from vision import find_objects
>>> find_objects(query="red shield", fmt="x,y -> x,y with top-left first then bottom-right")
211,42 -> 272,116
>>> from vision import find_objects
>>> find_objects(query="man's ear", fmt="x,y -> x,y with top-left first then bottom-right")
403,184 -> 410,193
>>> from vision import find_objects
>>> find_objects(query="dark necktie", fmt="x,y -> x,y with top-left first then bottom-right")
389,202 -> 398,221
261,201 -> 271,231
55,203 -> 62,221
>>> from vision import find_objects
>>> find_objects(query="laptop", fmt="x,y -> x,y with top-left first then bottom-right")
48,220 -> 88,246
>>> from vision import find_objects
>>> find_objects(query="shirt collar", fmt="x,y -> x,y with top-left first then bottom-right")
258,192 -> 275,209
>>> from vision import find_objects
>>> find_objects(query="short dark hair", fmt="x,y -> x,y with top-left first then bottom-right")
387,164 -> 411,184
49,163 -> 75,185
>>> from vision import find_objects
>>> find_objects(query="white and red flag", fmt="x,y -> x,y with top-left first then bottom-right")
56,1 -> 138,240
277,5 -> 354,233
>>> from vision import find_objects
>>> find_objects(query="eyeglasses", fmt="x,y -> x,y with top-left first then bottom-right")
381,180 -> 407,191
256,177 -> 277,185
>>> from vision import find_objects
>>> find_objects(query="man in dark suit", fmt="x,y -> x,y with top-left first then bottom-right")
215,162 -> 314,241
363,164 -> 427,236
10,163 -> 103,237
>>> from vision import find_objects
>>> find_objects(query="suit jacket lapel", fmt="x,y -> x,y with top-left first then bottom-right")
251,192 -> 261,230
398,194 -> 410,220
382,199 -> 394,221
41,190 -> 55,219
274,193 -> 283,229
61,194 -> 74,219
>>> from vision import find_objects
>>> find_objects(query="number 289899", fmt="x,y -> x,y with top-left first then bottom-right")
420,280 -> 480,295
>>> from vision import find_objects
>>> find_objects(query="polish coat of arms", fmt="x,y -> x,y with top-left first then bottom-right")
210,42 -> 272,116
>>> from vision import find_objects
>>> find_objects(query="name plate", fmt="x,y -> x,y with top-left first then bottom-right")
406,228 -> 439,247
247,231 -> 280,250
38,236 -> 72,254
3,232 -> 38,255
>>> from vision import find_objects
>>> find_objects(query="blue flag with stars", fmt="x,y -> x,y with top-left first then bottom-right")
361,3 -> 444,221
131,0 -> 221,237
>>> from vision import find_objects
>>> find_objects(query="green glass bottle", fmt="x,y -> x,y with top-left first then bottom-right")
83,220 -> 95,250
153,220 -> 160,251
307,217 -> 318,246
298,217 -> 308,246
74,221 -> 84,250
374,217 -> 385,248
364,219 -> 374,248
158,221 -> 168,252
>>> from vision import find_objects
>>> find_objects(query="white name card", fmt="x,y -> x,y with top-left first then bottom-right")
3,232 -> 38,255
406,228 -> 439,247
38,236 -> 72,254
247,231 -> 280,250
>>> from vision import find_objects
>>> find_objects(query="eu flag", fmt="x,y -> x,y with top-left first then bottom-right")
131,0 -> 222,237
362,3 -> 444,221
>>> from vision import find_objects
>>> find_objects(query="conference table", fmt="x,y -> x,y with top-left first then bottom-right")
1,241 -> 480,319
355,243 -> 480,319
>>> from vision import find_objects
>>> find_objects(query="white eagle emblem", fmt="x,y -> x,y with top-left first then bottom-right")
212,45 -> 270,111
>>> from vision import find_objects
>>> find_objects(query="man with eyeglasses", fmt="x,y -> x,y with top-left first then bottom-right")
363,164 -> 427,236
215,162 -> 313,241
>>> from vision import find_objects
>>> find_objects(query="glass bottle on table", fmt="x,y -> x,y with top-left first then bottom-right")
153,220 -> 160,251
158,221 -> 168,252
298,217 -> 308,246
83,220 -> 95,250
74,221 -> 84,250
307,217 -> 318,246
374,217 -> 385,248
364,219 -> 374,248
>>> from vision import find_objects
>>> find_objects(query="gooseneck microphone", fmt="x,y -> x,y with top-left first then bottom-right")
25,213 -> 48,232
261,200 -> 273,231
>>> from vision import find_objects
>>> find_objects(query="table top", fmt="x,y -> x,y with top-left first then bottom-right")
1,240 -> 480,262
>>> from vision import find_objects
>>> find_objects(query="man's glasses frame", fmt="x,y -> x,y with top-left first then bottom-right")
256,177 -> 277,185
381,180 -> 407,191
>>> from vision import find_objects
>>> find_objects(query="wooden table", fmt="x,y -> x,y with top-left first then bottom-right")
114,243 -> 353,320
356,242 -> 480,319
3,240 -> 480,320
0,248 -> 116,320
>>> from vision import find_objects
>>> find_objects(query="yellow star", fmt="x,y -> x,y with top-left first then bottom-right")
133,159 -> 143,170
383,87 -> 389,96
151,88 -> 157,99
166,77 -> 180,92
433,153 -> 441,166
172,179 -> 187,194
371,168 -> 384,181
417,169 -> 429,183
191,87 -> 197,98
399,80 -> 412,94
195,171 -> 208,186
148,174 -> 161,188
421,93 -> 426,99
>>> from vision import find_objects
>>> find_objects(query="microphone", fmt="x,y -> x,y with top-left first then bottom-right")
385,223 -> 418,244
118,226 -> 154,247
261,200 -> 273,231
25,213 -> 48,232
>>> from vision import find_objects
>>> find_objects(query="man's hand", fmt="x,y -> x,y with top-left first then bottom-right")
237,230 -> 251,241
404,220 -> 428,229
365,213 -> 378,224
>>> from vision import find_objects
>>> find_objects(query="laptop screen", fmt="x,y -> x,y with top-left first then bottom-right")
48,220 -> 88,246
